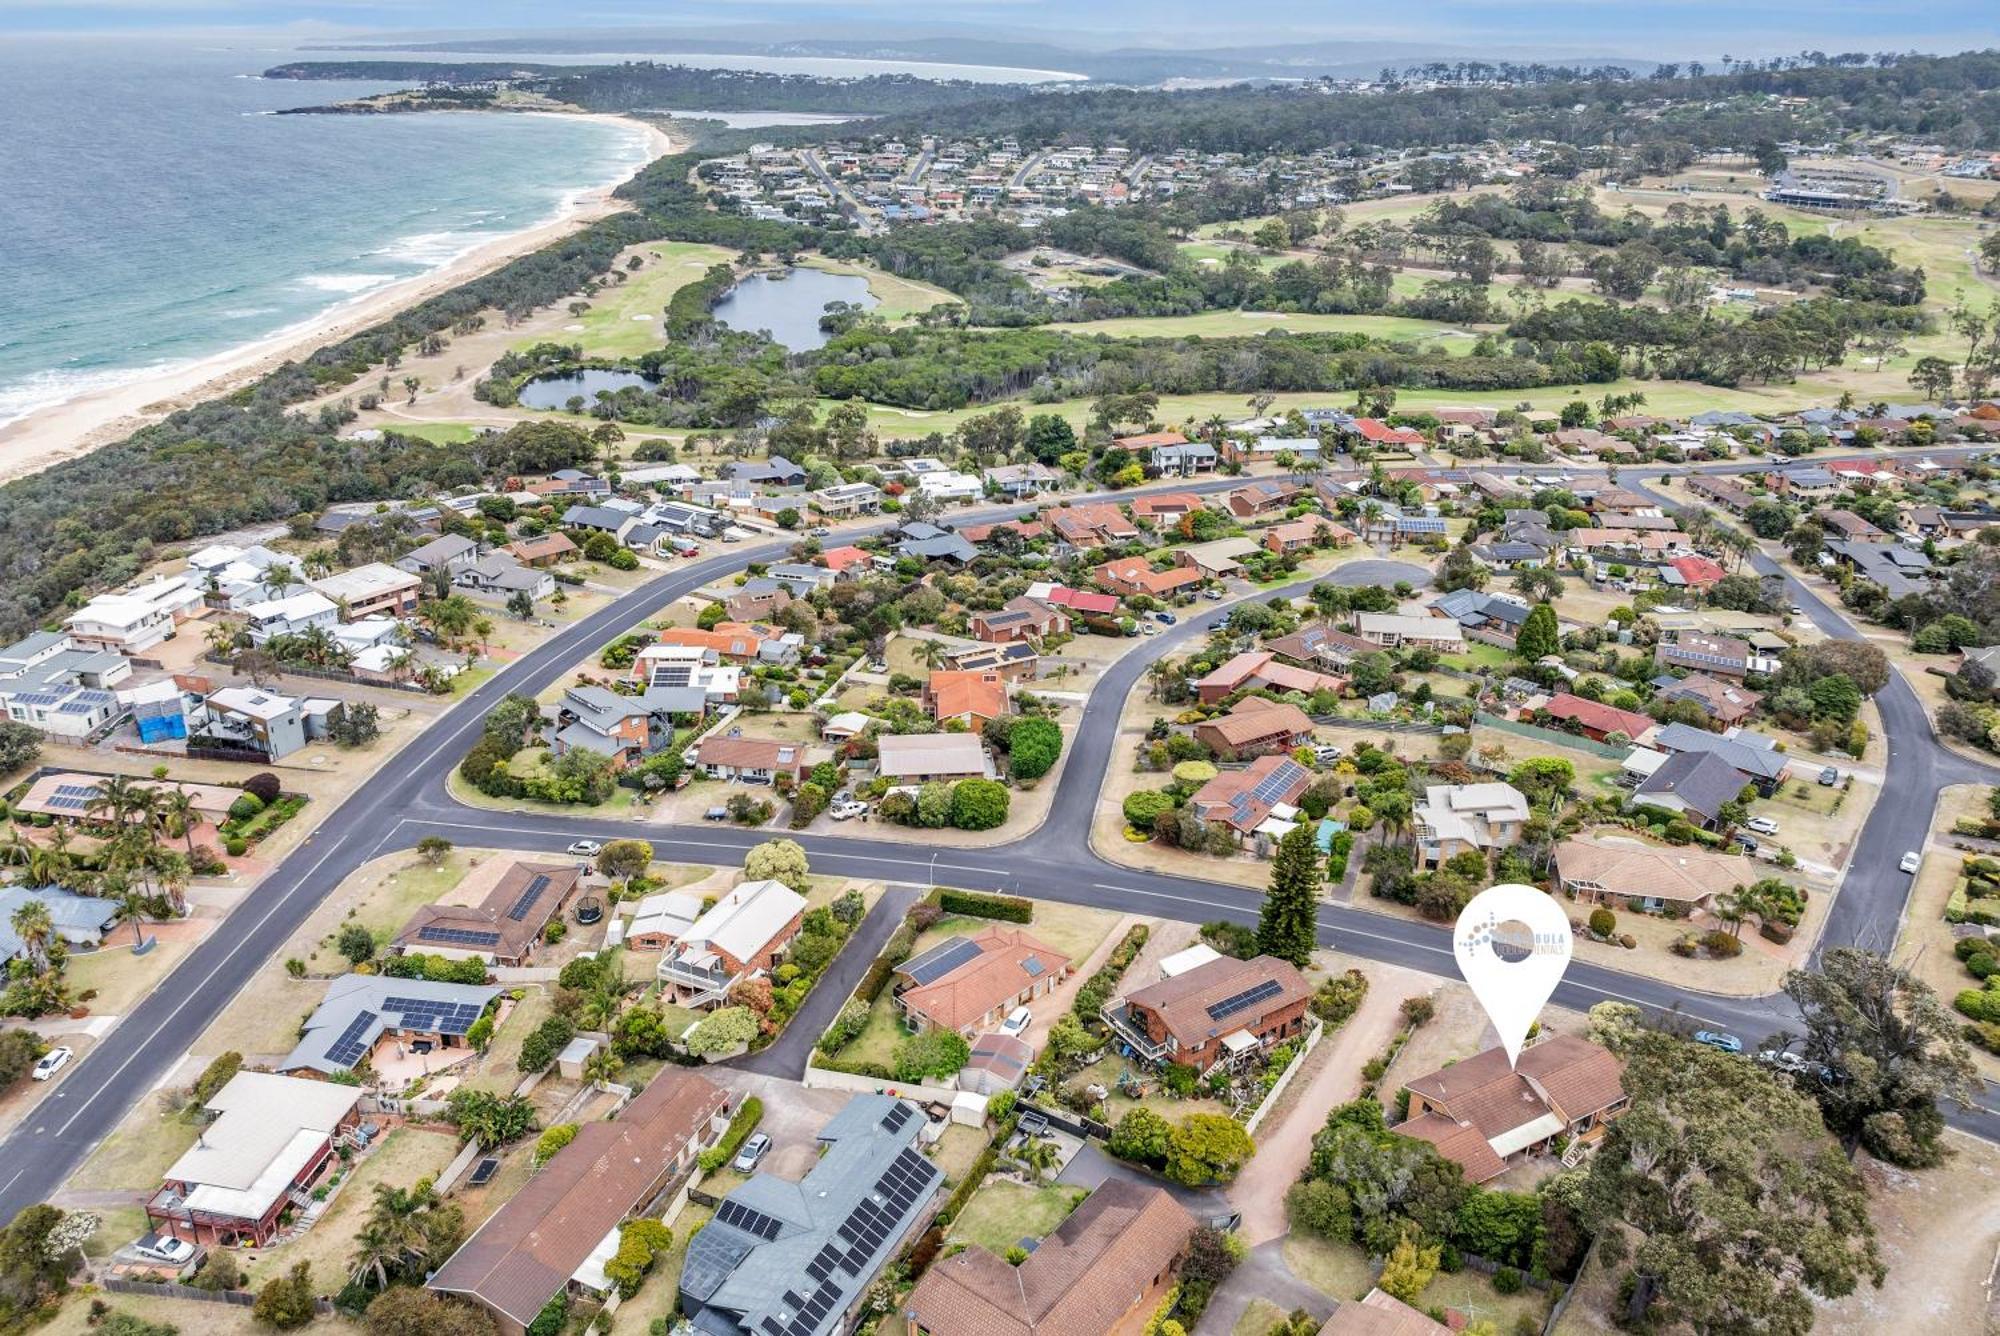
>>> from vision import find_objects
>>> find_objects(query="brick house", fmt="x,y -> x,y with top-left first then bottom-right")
1395,1035 -> 1627,1183
1102,953 -> 1311,1075
1192,697 -> 1317,758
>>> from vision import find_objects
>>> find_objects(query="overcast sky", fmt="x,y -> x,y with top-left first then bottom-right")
1,0 -> 1990,62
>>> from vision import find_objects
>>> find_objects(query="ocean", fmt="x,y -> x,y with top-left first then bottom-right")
0,35 -> 663,432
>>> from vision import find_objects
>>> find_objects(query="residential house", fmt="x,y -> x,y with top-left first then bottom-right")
65,578 -> 201,655
1129,492 -> 1206,521
1189,753 -> 1314,842
1818,509 -> 1887,541
819,545 -> 874,578
394,534 -> 480,577
678,1095 -> 943,1336
1352,613 -> 1465,653
1194,697 -> 1317,758
504,532 -> 579,567
1224,480 -> 1301,520
429,1071 -> 731,1336
1661,555 -> 1728,593
895,521 -> 979,564
1650,721 -> 1790,794
945,642 -> 1036,683
641,501 -> 726,540
970,597 -> 1069,644
761,564 -> 838,599
1264,516 -> 1350,554
238,591 -> 341,646
545,686 -> 671,768
1554,838 -> 1748,913
694,734 -> 807,785
0,885 -> 121,964
658,623 -> 799,666
877,733 -> 992,783
1102,952 -> 1311,1074
513,470 -> 610,501
1032,583 -> 1119,617
1342,418 -> 1426,449
0,634 -> 132,739
1395,1035 -> 1626,1184
1540,693 -> 1654,743
1654,673 -> 1761,726
658,878 -> 807,1006
818,711 -> 872,744
893,926 -> 1071,1036
1150,441 -> 1218,477
277,975 -> 500,1079
1115,430 -> 1189,456
1413,783 -> 1528,866
1824,539 -> 1936,599
1172,537 -> 1260,581
1655,630 -> 1755,679
812,481 -> 884,517
983,463 -> 1060,497
917,470 -> 984,503
146,1073 -> 364,1247
1634,750 -> 1747,829
630,645 -> 740,704
1770,466 -> 1839,498
1193,650 -> 1343,705
562,504 -> 639,539
1317,1290 -> 1452,1335
457,553 -> 555,601
309,563 -> 422,620
960,519 -> 1046,546
391,860 -> 584,968
1096,556 -> 1204,601
1428,589 -> 1530,642
1688,478 -> 1755,517
1051,502 -> 1140,550
906,1180 -> 1195,1336
624,891 -> 704,951
719,455 -> 806,487
923,670 -> 1010,732
193,685 -> 314,760
1266,623 -> 1375,671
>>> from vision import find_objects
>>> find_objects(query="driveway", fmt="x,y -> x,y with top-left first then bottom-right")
1321,558 -> 1431,589
1193,1239 -> 1334,1336
1056,1142 -> 1228,1217
738,882 -> 920,1078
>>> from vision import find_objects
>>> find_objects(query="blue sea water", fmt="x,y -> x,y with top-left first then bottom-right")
0,36 -> 655,430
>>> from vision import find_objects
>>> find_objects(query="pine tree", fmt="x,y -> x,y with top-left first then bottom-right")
1257,823 -> 1321,967
1515,602 -> 1560,660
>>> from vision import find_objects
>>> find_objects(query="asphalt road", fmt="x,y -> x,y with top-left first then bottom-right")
8,450 -> 2000,1221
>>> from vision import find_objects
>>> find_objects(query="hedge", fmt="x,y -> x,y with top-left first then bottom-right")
698,1096 -> 765,1173
936,889 -> 1032,924
1073,925 -> 1150,1028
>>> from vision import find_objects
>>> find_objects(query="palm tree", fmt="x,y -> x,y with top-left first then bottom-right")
106,874 -> 148,945
417,594 -> 478,648
916,639 -> 946,671
471,617 -> 495,656
348,1184 -> 434,1291
10,899 -> 53,971
204,621 -> 242,657
159,789 -> 200,856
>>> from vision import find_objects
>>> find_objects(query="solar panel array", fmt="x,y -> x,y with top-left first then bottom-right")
416,925 -> 503,948
325,1009 -> 380,1067
1666,648 -> 1746,671
1252,761 -> 1308,805
899,937 -> 980,987
506,874 -> 552,923
764,1277 -> 842,1336
1021,957 -> 1044,978
878,1101 -> 914,1135
715,1200 -> 783,1242
1207,977 -> 1284,1023
383,995 -> 485,1036
44,783 -> 100,812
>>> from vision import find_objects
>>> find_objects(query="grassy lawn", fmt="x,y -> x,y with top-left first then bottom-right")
304,848 -> 479,973
382,421 -> 479,444
1233,1298 -> 1289,1336
70,1108 -> 199,1192
1065,1053 -> 1232,1124
43,1291 -> 310,1336
947,1181 -> 1087,1254
246,1127 -> 461,1287
802,255 -> 960,319
66,936 -> 192,1015
1442,641 -> 1515,673
831,991 -> 913,1071
930,1123 -> 991,1184
609,1203 -> 713,1335
1049,309 -> 1478,344
909,903 -> 1118,969
535,240 -> 737,358
463,985 -> 555,1094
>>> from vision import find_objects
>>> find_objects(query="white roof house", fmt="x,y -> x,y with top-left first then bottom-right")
1414,782 -> 1530,857
628,891 -> 703,943
876,732 -> 992,781
161,1072 -> 362,1223
678,879 -> 806,967
915,470 -> 984,502
239,591 -> 340,645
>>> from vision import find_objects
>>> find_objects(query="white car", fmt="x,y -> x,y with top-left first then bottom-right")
133,1234 -> 196,1265
829,800 -> 868,821
566,839 -> 602,858
1899,850 -> 1923,874
1745,816 -> 1780,836
999,1007 -> 1033,1038
32,1046 -> 73,1081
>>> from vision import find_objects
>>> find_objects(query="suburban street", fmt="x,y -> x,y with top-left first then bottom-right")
5,448 -> 1999,1221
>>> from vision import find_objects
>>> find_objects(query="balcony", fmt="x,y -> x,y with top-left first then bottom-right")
658,952 -> 735,1006
1100,1001 -> 1169,1064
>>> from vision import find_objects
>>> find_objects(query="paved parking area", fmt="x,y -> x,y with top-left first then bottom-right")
707,1070 -> 850,1178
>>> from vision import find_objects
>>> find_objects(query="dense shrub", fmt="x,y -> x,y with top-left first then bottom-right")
698,1097 -> 765,1172
936,889 -> 1033,923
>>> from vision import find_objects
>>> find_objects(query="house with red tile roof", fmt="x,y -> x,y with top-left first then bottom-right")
923,670 -> 1011,733
818,545 -> 874,576
1664,555 -> 1728,591
1095,556 -> 1204,600
1189,753 -> 1314,840
893,925 -> 1070,1036
1193,650 -> 1343,705
969,597 -> 1069,644
1037,584 -> 1119,616
906,1180 -> 1194,1336
1193,696 -> 1317,758
1394,1035 -> 1627,1183
1264,516 -> 1353,554
1539,692 -> 1656,743
1223,480 -> 1301,519
1129,492 -> 1206,521
1102,951 -> 1311,1073
1050,502 -> 1139,549
1346,418 -> 1426,447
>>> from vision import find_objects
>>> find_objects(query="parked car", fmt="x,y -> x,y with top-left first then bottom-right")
31,1047 -> 72,1081
1733,833 -> 1759,852
1693,1030 -> 1743,1054
1153,611 -> 1177,625
674,543 -> 701,558
1817,765 -> 1840,786
704,807 -> 729,823
1312,743 -> 1343,764
1140,623 -> 1160,636
808,526 -> 831,538
829,800 -> 868,821
1745,816 -> 1780,836
566,839 -> 602,857
999,1006 -> 1033,1038
132,1234 -> 196,1266
732,1132 -> 772,1173
1899,850 -> 1923,874
1201,588 -> 1224,601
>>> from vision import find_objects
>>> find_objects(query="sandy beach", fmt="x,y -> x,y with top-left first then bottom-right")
0,112 -> 678,486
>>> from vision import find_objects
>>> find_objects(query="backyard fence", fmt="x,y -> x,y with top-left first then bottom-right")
100,1280 -> 334,1315
1472,711 -> 1629,759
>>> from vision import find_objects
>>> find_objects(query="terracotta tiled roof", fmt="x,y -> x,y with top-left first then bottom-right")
1395,1113 -> 1507,1185
428,1071 -> 727,1326
1119,953 -> 1310,1050
1130,492 -> 1205,517
927,670 -> 1009,723
658,624 -> 772,660
1543,693 -> 1654,740
1555,839 -> 1746,905
820,545 -> 873,572
1198,697 -> 1316,749
1317,1289 -> 1453,1335
897,926 -> 1069,1033
1399,1035 -> 1625,1181
695,735 -> 801,772
906,1179 -> 1194,1336
392,860 -> 580,961
505,533 -> 577,562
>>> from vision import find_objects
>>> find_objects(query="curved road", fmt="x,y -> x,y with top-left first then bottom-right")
7,451 -> 2000,1217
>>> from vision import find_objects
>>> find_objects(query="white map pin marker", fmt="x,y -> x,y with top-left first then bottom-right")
1453,883 -> 1574,1068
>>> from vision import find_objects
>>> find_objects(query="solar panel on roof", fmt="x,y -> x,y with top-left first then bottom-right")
1207,977 -> 1284,1023
898,936 -> 981,987
878,1101 -> 914,1134
325,1009 -> 379,1067
1021,957 -> 1044,978
416,925 -> 503,948
506,874 -> 552,923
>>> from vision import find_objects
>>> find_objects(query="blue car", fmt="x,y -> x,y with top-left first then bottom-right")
1693,1030 -> 1743,1054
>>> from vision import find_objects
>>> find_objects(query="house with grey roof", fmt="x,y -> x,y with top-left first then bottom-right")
1651,721 -> 1790,794
895,522 -> 978,564
277,974 -> 500,1078
1633,750 -> 1746,829
456,553 -> 555,600
0,631 -> 133,740
720,455 -> 807,488
394,533 -> 480,576
1823,539 -> 1936,599
0,884 -> 123,961
562,504 -> 639,538
679,1095 -> 944,1336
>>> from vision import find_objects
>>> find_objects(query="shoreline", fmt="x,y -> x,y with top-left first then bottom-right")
0,112 -> 678,487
